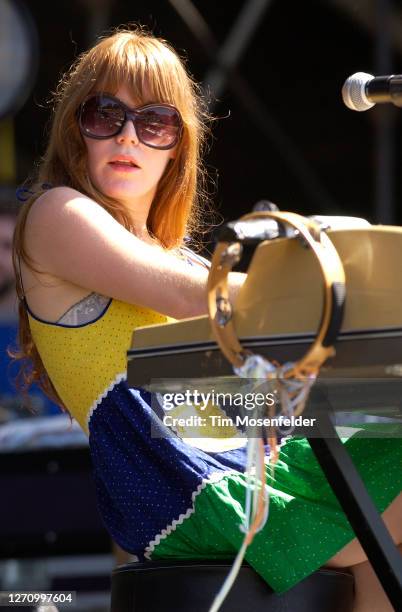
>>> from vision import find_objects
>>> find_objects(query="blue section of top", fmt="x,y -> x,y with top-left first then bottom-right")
88,380 -> 252,558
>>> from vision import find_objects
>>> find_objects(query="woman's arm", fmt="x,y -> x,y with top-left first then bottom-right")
25,186 -> 245,319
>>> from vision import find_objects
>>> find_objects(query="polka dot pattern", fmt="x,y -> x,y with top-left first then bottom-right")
27,298 -> 173,431
152,425 -> 402,593
88,381 -> 250,559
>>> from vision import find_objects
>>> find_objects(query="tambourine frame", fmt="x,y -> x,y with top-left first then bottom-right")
207,210 -> 346,378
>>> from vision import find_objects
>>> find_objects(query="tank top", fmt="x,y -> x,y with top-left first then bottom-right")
26,297 -> 174,432
19,245 -> 211,433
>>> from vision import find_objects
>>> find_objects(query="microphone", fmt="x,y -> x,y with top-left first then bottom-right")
342,72 -> 402,111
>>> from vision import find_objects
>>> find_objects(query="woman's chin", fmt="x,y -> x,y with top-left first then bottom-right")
101,185 -> 143,202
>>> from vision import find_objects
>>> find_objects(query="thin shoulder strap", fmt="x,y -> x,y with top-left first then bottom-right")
179,245 -> 211,269
14,186 -> 51,307
16,253 -> 28,305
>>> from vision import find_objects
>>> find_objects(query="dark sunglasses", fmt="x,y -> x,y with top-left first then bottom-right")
78,93 -> 183,150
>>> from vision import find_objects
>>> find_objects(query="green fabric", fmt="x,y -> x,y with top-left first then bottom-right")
151,425 -> 402,593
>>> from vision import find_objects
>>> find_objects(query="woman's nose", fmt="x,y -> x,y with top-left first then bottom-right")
116,118 -> 140,145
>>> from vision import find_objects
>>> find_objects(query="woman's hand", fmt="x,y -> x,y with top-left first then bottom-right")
227,271 -> 247,306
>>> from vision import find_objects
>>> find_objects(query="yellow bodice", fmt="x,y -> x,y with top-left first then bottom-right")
27,298 -> 172,432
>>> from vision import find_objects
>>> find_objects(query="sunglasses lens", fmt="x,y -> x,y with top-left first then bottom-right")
136,105 -> 181,148
80,95 -> 125,138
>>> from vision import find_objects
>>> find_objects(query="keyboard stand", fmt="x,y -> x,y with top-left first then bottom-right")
305,387 -> 402,610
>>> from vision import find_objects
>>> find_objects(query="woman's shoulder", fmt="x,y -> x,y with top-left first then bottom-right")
26,186 -> 121,256
28,186 -> 94,221
21,187 -> 102,322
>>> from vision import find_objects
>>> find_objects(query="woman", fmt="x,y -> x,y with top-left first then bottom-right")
11,27 -> 402,611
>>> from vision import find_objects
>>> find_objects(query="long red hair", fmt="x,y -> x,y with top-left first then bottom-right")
10,25 -> 215,410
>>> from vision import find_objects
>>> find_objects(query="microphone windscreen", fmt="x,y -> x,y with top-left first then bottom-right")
342,72 -> 375,111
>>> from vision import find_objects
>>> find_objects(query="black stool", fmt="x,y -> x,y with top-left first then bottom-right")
111,559 -> 354,611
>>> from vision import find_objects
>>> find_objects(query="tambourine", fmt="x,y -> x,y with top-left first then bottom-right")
207,211 -> 346,379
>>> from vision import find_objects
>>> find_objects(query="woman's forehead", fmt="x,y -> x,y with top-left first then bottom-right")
92,56 -> 177,104
109,85 -> 149,107
91,78 -> 166,106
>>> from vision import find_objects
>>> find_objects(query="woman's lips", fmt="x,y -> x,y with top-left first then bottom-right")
108,162 -> 140,172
